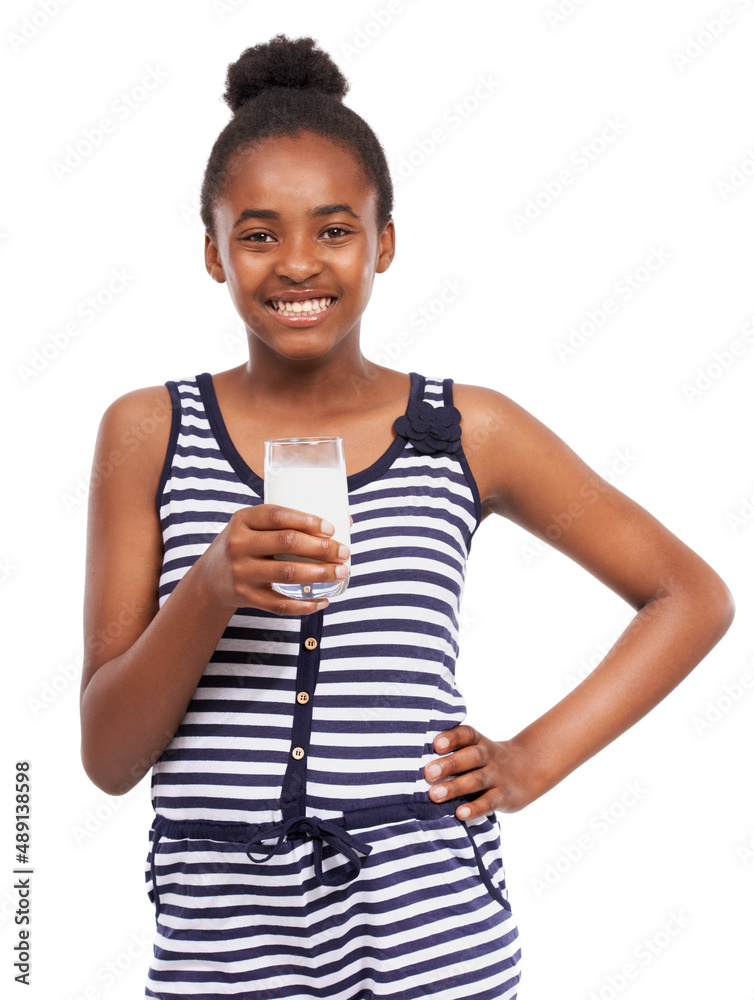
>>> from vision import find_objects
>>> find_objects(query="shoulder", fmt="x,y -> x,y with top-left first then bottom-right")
451,381 -> 576,515
94,384 -> 176,486
452,381 -> 541,454
100,383 -> 174,420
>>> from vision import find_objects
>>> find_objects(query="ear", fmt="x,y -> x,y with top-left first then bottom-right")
375,218 -> 395,274
204,233 -> 227,284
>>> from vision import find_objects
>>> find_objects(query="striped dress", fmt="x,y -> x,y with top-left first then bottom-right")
144,371 -> 522,999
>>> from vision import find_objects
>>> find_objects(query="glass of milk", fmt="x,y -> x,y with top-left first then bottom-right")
264,437 -> 351,599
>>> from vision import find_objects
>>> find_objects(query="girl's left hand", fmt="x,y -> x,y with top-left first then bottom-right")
424,724 -> 532,820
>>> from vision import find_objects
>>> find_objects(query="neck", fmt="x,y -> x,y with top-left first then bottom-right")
242,332 -> 379,413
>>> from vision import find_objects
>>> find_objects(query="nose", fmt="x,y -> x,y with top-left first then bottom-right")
274,233 -> 324,284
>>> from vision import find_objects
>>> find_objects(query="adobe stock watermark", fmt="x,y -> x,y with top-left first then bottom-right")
70,787 -> 140,847
510,116 -> 629,234
726,479 -> 754,533
546,0 -> 594,29
531,780 -> 648,898
60,401 -> 171,513
520,449 -> 638,566
211,0 -> 250,19
7,0 -> 72,52
52,67 -> 169,180
691,668 -> 753,736
359,608 -> 478,723
69,929 -> 152,999
339,1 -> 411,62
671,1 -> 752,73
681,312 -> 754,404
177,185 -> 202,225
0,556 -> 17,586
368,276 -> 467,367
392,75 -> 502,183
735,828 -> 754,867
716,141 -> 754,201
224,277 -> 469,366
585,908 -> 693,1000
563,615 -> 634,691
27,652 -> 82,717
554,246 -> 672,362
17,267 -> 134,384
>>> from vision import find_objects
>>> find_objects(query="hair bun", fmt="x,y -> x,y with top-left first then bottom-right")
223,34 -> 349,114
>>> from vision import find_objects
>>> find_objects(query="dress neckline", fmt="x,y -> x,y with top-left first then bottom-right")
196,370 -> 423,495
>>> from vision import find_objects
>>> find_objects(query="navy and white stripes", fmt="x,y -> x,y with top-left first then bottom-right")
144,371 -> 521,999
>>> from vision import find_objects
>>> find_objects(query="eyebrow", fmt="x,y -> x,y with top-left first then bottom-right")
232,204 -> 360,229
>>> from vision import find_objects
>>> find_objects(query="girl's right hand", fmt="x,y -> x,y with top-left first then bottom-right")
197,504 -> 350,615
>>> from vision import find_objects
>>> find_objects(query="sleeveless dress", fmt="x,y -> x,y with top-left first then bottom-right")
144,371 -> 522,999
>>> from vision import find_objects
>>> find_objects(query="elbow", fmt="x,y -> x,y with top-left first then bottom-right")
712,579 -> 735,635
688,569 -> 736,644
80,742 -> 139,797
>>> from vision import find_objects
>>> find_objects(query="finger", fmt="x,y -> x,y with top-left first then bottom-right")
426,765 -> 489,806
256,594 -> 331,617
433,724 -> 479,753
240,504 -> 337,538
248,556 -> 350,588
453,793 -> 498,822
252,528 -> 350,563
424,742 -> 485,783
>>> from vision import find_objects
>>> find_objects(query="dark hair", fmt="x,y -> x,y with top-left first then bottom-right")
200,34 -> 394,241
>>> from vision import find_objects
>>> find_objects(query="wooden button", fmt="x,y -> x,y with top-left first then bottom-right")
296,691 -> 310,704
304,637 -> 318,650
292,746 -> 305,760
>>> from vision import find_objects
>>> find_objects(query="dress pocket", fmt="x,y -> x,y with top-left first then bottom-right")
145,819 -> 161,917
463,814 -> 513,913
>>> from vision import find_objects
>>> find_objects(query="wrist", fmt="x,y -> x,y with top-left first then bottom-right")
182,556 -> 236,624
497,733 -> 553,812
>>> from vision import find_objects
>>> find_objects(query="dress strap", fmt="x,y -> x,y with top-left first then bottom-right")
393,373 -> 463,455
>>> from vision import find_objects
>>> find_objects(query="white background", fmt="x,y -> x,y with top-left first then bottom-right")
2,1 -> 753,998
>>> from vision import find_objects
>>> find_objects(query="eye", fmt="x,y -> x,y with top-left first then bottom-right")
240,232 -> 275,243
322,227 -> 351,239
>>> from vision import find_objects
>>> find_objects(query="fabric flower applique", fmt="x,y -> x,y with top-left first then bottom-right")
393,401 -> 463,455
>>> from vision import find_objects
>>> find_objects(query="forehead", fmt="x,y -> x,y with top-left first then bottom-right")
216,132 -> 377,227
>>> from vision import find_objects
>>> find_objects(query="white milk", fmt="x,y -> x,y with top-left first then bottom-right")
265,465 -> 351,564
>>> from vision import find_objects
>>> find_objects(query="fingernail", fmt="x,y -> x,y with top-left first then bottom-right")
334,564 -> 348,579
432,785 -> 447,800
436,737 -> 449,750
457,806 -> 470,819
337,544 -> 350,560
426,764 -> 441,779
321,520 -> 335,535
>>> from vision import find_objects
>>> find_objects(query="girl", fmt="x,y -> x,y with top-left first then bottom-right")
79,34 -> 734,1000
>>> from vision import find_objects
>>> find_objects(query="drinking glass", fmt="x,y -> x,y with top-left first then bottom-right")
264,437 -> 351,600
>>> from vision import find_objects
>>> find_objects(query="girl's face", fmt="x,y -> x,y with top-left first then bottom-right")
205,131 -> 395,363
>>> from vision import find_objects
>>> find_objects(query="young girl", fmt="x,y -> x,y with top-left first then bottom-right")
79,34 -> 734,1000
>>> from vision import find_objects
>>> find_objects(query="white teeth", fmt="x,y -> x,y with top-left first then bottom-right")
271,297 -> 333,314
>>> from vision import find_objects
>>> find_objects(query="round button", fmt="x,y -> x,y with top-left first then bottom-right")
304,637 -> 318,650
296,691 -> 310,704
303,585 -> 312,594
292,746 -> 305,760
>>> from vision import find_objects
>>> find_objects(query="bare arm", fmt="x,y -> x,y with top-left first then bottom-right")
423,386 -> 735,817
79,387 -> 349,796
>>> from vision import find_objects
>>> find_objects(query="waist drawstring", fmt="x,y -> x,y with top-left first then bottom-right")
149,796 -> 473,894
245,815 -> 372,886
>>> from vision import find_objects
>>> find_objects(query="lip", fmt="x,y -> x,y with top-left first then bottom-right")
264,296 -> 338,327
266,290 -> 338,303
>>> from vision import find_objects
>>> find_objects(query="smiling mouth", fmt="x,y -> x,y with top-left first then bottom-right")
265,296 -> 338,325
267,296 -> 335,315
